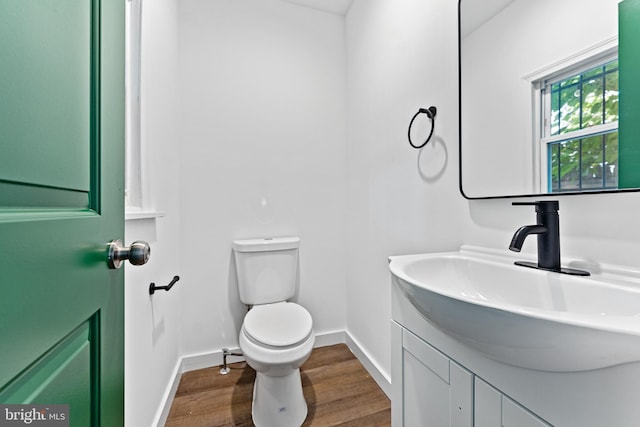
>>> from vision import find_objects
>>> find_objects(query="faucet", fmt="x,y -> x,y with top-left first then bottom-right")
509,201 -> 589,276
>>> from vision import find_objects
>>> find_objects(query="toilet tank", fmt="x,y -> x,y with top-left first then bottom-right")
232,237 -> 300,305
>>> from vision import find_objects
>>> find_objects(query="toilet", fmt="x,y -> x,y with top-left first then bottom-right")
232,236 -> 315,427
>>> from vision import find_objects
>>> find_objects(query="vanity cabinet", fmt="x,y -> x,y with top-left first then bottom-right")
392,321 -> 550,427
392,322 -> 473,426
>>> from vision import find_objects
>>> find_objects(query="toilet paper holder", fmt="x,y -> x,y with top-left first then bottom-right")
149,275 -> 180,295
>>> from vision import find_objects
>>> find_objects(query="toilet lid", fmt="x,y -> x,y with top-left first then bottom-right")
243,302 -> 313,347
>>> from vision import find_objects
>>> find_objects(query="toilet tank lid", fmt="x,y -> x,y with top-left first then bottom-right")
232,236 -> 300,252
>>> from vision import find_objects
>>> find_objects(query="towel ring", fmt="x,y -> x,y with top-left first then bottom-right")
408,106 -> 437,149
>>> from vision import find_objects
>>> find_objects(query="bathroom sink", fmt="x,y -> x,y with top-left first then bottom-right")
389,246 -> 640,372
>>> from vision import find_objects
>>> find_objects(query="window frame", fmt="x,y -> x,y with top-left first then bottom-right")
123,0 -> 165,220
125,0 -> 143,211
529,43 -> 618,193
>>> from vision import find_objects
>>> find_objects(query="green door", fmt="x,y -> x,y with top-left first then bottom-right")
0,0 -> 125,426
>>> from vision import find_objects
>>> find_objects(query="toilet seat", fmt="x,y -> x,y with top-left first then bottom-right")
243,302 -> 312,347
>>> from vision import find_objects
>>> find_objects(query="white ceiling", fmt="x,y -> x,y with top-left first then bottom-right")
281,0 -> 354,15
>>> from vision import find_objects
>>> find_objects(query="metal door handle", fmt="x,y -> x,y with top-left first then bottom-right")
108,239 -> 151,269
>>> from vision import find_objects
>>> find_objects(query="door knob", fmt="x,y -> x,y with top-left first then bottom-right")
108,239 -> 151,269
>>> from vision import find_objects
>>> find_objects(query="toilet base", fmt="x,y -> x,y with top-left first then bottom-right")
251,369 -> 308,427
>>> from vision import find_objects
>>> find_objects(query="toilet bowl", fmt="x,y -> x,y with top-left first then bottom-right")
232,237 -> 315,427
239,302 -> 315,426
239,302 -> 314,426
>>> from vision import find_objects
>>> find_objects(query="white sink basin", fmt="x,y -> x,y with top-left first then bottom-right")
389,247 -> 640,372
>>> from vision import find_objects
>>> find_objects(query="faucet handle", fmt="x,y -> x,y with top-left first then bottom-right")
512,200 -> 559,213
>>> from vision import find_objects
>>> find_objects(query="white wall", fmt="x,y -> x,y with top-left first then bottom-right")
124,0 -> 181,426
177,0 -> 348,359
345,0 -> 469,384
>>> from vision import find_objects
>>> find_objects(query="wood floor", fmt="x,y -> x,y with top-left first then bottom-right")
165,344 -> 391,427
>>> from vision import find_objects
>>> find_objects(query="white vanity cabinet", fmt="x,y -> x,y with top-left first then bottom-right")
391,322 -> 473,426
392,321 -> 550,427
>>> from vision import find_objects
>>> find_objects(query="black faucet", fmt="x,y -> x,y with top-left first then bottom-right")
509,201 -> 589,276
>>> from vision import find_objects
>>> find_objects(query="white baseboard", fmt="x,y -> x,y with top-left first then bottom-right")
179,329 -> 349,374
345,332 -> 391,398
153,330 -> 391,426
313,329 -> 346,348
151,358 -> 182,427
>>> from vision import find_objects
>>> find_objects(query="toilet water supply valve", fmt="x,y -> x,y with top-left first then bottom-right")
220,348 -> 244,375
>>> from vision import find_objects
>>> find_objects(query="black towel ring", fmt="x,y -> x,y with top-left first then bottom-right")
408,106 -> 437,149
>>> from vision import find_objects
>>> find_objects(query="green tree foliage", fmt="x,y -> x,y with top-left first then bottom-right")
549,60 -> 619,191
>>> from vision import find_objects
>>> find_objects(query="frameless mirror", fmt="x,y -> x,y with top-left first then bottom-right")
459,0 -> 640,198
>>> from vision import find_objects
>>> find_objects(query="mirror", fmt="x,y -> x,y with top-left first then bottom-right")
459,0 -> 640,198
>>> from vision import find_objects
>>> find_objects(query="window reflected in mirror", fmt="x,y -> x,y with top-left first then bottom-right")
459,0 -> 640,198
540,58 -> 619,192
